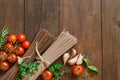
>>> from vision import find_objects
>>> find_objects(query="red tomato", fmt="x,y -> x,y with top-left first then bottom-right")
16,46 -> 25,56
0,61 -> 9,71
5,43 -> 14,52
72,65 -> 84,76
7,34 -> 17,43
42,70 -> 53,80
7,53 -> 18,63
17,34 -> 26,42
0,51 -> 7,61
22,41 -> 30,49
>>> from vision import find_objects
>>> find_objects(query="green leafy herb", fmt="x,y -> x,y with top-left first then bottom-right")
88,66 -> 98,73
83,58 -> 98,73
48,63 -> 71,80
48,63 -> 63,80
0,27 -> 9,50
83,58 -> 89,67
16,61 -> 40,80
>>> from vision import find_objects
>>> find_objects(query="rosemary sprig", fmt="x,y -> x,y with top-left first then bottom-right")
0,27 -> 9,50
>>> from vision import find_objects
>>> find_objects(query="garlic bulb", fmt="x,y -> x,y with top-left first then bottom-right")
71,48 -> 77,58
76,54 -> 84,65
68,55 -> 79,65
63,53 -> 70,65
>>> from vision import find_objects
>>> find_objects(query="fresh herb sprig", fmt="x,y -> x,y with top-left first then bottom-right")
48,63 -> 71,80
83,58 -> 98,73
48,63 -> 62,80
0,27 -> 9,50
16,61 -> 40,80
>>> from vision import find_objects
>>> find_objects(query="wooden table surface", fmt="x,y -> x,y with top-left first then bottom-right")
0,0 -> 120,80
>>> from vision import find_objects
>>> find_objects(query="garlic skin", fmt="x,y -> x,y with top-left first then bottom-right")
76,54 -> 84,65
68,55 -> 79,65
71,48 -> 77,58
63,53 -> 70,65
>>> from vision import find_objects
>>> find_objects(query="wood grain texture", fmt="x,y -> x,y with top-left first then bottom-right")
60,0 -> 102,80
25,0 -> 43,42
0,0 -> 4,30
102,0 -> 120,80
0,0 -> 120,80
40,0 -> 60,36
0,0 -> 24,34
25,0 -> 60,41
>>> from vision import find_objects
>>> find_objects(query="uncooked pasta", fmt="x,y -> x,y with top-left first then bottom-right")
23,30 -> 77,80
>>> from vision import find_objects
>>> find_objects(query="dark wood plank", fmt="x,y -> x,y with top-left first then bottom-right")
25,0 -> 60,40
60,0 -> 102,80
0,0 -> 24,34
25,0 -> 43,42
0,0 -> 4,30
40,0 -> 60,36
102,0 -> 120,80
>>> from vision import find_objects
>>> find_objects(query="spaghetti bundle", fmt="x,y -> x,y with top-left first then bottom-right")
23,30 -> 77,80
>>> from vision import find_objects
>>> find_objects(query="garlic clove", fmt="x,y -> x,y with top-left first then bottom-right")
76,54 -> 84,65
68,55 -> 79,65
63,53 -> 70,65
71,48 -> 77,58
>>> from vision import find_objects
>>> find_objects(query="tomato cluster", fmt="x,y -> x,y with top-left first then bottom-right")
0,34 -> 30,71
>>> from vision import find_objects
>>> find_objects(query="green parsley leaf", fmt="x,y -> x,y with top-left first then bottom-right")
48,63 -> 63,80
16,61 -> 40,80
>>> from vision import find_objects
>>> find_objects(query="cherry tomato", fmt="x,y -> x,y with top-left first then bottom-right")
16,46 -> 25,56
72,65 -> 84,76
7,34 -> 17,43
7,53 -> 18,63
0,61 -> 9,71
22,41 -> 30,49
5,43 -> 14,52
42,70 -> 53,80
17,34 -> 26,42
0,51 -> 7,61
